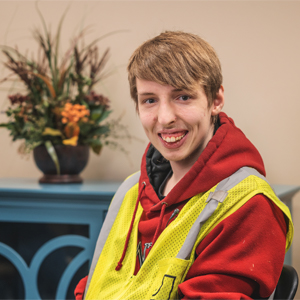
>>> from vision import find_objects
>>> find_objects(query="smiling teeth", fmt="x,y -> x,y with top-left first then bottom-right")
162,134 -> 185,143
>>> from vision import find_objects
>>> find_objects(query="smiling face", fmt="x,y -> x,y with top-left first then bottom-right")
137,78 -> 224,171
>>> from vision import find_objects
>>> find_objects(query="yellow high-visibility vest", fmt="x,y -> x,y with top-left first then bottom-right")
85,167 -> 293,300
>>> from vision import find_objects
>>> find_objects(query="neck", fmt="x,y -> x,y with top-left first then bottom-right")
163,160 -> 194,196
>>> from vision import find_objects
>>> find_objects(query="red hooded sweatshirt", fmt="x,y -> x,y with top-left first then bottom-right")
75,112 -> 287,300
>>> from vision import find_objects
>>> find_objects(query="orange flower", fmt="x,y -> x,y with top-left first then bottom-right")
64,103 -> 72,110
64,122 -> 80,138
61,103 -> 90,124
62,117 -> 68,124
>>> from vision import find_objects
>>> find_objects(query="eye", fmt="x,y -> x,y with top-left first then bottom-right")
145,98 -> 156,104
178,95 -> 190,101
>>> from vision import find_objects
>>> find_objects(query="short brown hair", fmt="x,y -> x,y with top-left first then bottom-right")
127,31 -> 223,108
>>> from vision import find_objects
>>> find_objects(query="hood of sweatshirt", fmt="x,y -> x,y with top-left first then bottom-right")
138,112 -> 265,213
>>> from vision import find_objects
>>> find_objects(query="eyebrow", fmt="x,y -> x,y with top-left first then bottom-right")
138,88 -> 186,96
138,92 -> 156,96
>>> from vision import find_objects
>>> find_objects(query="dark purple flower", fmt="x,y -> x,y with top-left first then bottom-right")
84,91 -> 110,109
8,93 -> 30,105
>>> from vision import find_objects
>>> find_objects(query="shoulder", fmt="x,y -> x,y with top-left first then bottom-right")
182,194 -> 287,298
197,193 -> 287,255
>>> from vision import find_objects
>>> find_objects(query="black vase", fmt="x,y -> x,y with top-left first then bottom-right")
33,144 -> 90,183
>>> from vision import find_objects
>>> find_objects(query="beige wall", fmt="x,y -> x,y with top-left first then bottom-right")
0,0 -> 299,295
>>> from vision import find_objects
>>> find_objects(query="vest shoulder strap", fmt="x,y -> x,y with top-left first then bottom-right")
177,167 -> 278,260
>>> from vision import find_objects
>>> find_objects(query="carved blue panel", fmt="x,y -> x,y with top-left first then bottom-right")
0,178 -> 121,300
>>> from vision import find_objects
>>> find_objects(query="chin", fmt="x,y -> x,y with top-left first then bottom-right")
161,153 -> 186,163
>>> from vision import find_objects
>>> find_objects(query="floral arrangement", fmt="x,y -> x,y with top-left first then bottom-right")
0,7 -> 126,158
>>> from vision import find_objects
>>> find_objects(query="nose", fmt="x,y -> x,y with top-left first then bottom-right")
157,101 -> 176,126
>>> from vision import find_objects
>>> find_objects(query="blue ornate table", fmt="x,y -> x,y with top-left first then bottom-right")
0,178 -> 298,299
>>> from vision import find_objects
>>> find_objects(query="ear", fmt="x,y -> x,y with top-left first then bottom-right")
211,85 -> 225,116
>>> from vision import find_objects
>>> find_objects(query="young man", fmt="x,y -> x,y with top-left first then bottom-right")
75,31 -> 293,300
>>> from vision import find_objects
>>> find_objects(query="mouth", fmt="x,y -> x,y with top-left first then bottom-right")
159,131 -> 188,144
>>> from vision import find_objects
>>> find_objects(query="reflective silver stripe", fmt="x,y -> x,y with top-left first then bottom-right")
84,171 -> 141,297
177,195 -> 225,260
214,166 -> 268,193
268,288 -> 276,300
177,167 -> 267,260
